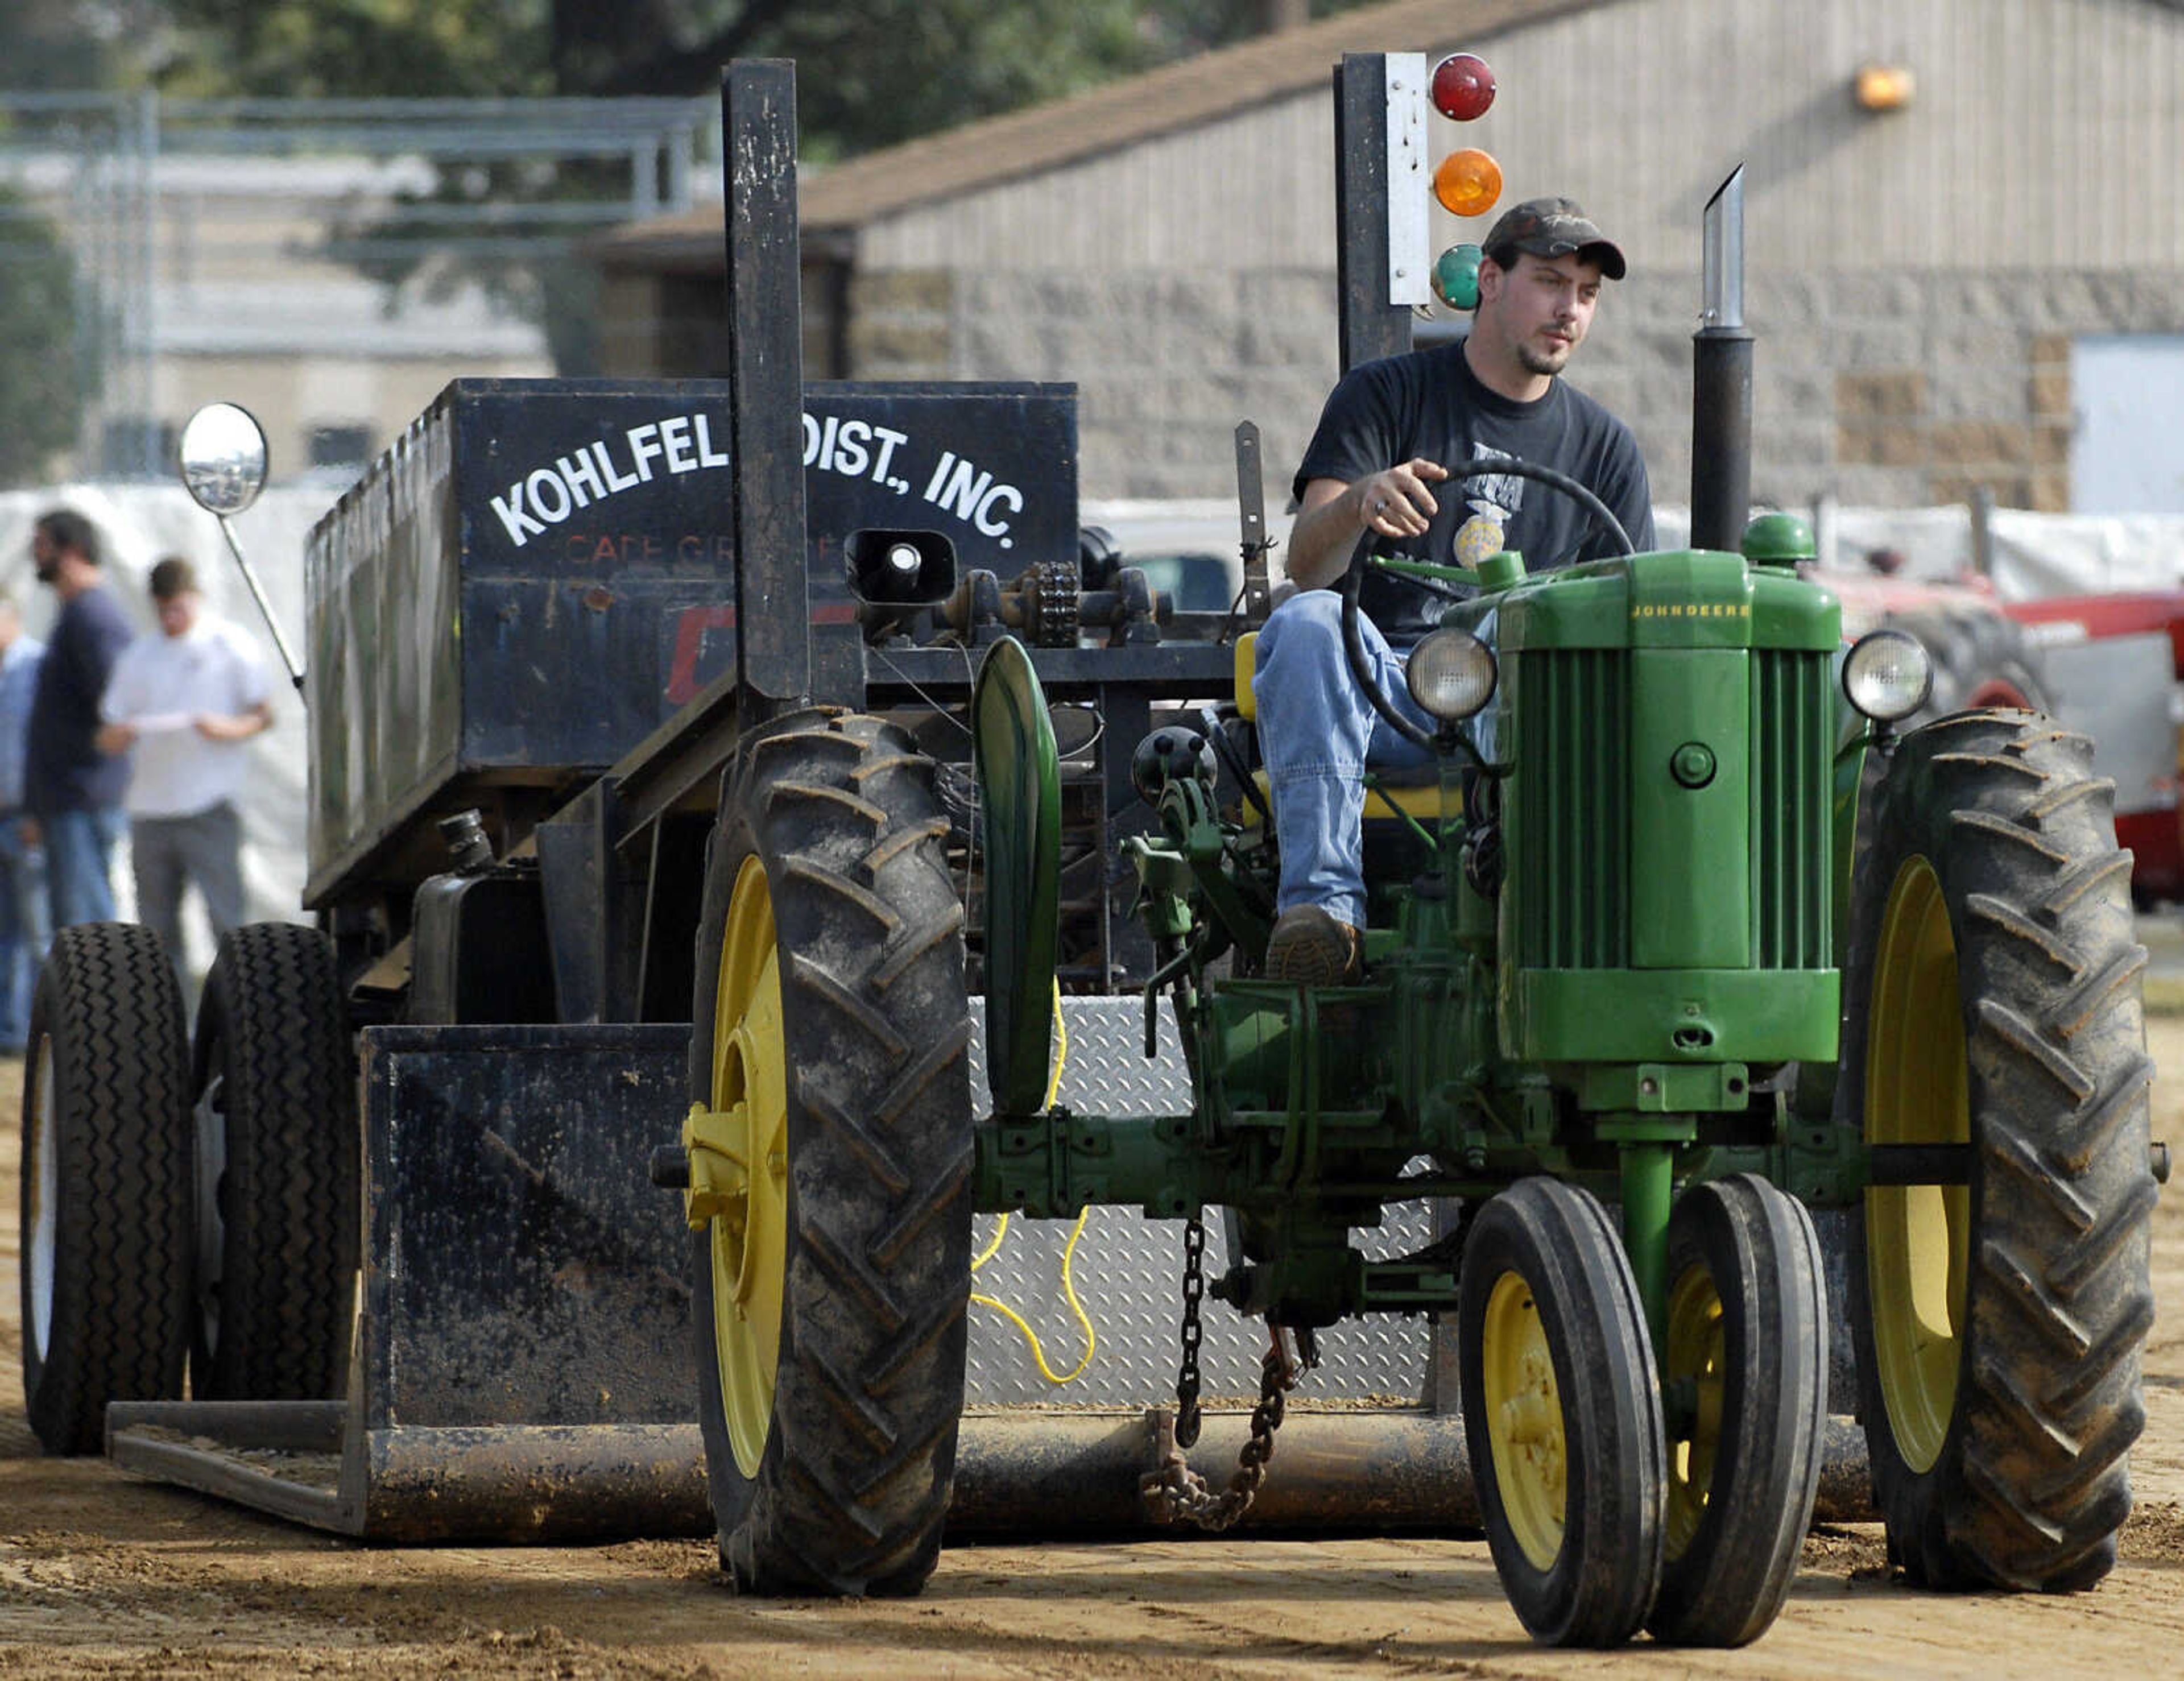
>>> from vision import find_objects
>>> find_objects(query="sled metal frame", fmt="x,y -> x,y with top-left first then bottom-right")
107,1023 -> 711,1542
102,1015 -> 1874,1543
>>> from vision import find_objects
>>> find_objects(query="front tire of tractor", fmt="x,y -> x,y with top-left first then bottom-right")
1458,1177 -> 1666,1647
1838,711 -> 2155,1591
18,924 -> 193,1454
1647,1173 -> 1829,1646
190,923 -> 358,1401
689,711 -> 973,1597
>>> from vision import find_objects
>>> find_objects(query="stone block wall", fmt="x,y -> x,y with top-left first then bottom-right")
1587,270 -> 2184,516
844,269 -> 955,374
841,263 -> 2184,514
853,267 -> 1350,507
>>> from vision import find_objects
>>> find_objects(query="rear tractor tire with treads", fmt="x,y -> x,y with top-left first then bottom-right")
1838,710 -> 2155,1591
191,922 -> 358,1401
688,711 -> 973,1596
18,924 -> 194,1454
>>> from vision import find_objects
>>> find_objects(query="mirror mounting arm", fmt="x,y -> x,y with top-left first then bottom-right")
178,402 -> 305,699
213,510 -> 306,697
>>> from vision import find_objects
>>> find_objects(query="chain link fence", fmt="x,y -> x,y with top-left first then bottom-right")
0,92 -> 717,482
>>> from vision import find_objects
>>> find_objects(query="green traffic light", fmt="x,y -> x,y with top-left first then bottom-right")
1433,243 -> 1483,311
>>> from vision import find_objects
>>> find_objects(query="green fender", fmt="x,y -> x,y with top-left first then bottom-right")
971,636 -> 1062,1118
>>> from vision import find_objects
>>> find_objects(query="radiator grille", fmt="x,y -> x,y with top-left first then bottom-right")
1516,649 -> 1628,968
1753,648 -> 1833,968
1515,645 -> 1831,972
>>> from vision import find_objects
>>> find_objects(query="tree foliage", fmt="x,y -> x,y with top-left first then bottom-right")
0,6 -> 109,479
0,185 -> 90,487
0,0 -> 136,90
149,0 -> 1380,158
154,0 -> 1154,158
155,1 -> 554,100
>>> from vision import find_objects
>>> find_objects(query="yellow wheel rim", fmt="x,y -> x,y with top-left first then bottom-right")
1864,854 -> 1969,1475
1481,1269 -> 1566,1571
710,855 -> 791,1479
1662,1260 -> 1726,1559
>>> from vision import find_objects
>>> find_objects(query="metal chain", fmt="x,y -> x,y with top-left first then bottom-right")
1173,1214 -> 1206,1448
1141,1325 -> 1313,1533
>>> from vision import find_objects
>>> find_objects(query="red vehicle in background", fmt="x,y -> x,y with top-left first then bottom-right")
1817,560 -> 2184,903
1822,569 -> 2049,713
2003,591 -> 2184,904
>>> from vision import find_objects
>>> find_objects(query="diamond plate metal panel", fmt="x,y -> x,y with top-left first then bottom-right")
965,996 -> 1436,1408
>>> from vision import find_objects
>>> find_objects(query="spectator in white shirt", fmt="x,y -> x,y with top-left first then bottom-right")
96,556 -> 272,978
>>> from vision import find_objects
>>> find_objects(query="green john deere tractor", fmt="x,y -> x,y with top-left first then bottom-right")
675,457 -> 2158,1647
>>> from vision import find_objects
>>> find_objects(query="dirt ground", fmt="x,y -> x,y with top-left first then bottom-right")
5,1003 -> 2183,1679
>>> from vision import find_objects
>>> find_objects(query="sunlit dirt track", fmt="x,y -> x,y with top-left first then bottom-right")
5,1011 -> 2181,1680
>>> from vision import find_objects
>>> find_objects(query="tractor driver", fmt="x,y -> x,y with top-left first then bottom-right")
1254,197 -> 1655,985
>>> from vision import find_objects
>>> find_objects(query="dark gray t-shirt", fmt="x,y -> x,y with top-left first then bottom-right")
1293,341 -> 1655,641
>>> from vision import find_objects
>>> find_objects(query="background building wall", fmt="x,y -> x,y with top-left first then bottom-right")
851,0 -> 2184,276
835,261 -> 2184,516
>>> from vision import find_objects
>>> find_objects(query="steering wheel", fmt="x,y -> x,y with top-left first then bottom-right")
1342,457 -> 1637,752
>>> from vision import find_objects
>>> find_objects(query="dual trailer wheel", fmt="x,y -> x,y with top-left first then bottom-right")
685,710 -> 2152,1642
18,921 -> 355,1454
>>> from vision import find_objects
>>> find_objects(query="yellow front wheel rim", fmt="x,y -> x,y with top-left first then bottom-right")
710,855 -> 791,1479
1662,1261 -> 1727,1559
1482,1269 -> 1566,1572
1865,854 -> 1969,1475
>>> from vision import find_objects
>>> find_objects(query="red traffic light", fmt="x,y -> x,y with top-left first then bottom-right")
1431,53 -> 1496,122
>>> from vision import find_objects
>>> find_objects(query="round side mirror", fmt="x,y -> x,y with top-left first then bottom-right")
178,403 -> 269,516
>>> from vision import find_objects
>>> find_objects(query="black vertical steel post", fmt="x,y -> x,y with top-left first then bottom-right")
723,61 -> 813,713
1335,55 -> 1412,373
1690,168 -> 1753,553
1691,334 -> 1753,552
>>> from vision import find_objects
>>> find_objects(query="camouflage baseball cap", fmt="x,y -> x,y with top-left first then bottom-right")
1481,196 -> 1627,280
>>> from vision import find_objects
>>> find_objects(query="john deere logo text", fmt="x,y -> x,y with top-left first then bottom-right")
1632,603 -> 1752,619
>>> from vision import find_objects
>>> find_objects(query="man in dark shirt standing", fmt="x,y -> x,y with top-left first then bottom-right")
27,508 -> 135,930
1255,197 -> 1655,984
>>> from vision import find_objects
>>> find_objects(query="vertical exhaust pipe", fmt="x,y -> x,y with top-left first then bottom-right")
1690,167 -> 1752,552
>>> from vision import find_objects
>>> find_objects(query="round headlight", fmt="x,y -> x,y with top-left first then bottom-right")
1842,628 -> 1934,723
1406,628 -> 1498,721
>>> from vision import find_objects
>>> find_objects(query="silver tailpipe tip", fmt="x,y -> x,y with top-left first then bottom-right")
1701,165 -> 1745,331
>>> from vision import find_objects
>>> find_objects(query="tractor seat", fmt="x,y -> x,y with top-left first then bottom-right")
1232,632 -> 1458,830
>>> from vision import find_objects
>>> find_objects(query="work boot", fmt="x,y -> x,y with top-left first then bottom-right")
1263,905 -> 1362,986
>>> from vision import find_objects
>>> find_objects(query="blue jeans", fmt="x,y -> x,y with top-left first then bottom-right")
42,804 -> 126,933
0,816 -> 49,1049
1252,591 -> 1434,929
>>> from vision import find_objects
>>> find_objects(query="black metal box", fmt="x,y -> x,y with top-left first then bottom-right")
303,377 -> 1076,904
